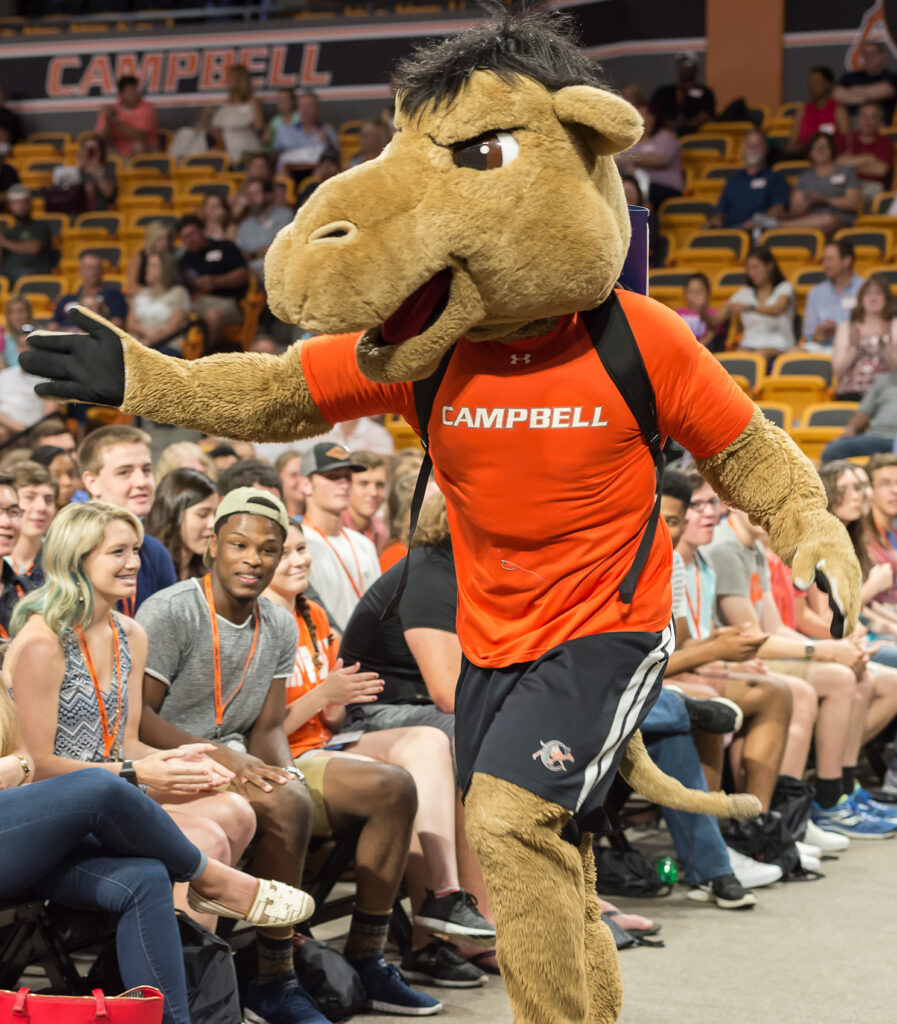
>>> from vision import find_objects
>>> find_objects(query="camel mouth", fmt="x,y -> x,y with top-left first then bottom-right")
379,268 -> 453,347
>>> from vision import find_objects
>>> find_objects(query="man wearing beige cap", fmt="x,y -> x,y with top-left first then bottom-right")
135,487 -> 328,1024
0,185 -> 55,285
300,442 -> 382,631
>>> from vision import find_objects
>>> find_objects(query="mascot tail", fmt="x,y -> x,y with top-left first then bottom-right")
619,731 -> 761,820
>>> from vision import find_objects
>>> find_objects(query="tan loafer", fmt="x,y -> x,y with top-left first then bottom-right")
187,878 -> 315,927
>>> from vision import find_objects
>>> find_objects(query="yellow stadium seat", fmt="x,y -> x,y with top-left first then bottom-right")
870,191 -> 896,215
833,227 -> 894,264
658,197 -> 715,250
774,160 -> 812,188
759,228 -> 825,270
13,275 -> 65,318
648,267 -> 701,308
675,229 -> 750,269
711,268 -> 748,308
73,212 -> 121,238
180,151 -> 230,174
757,402 -> 793,429
679,134 -> 733,175
788,400 -> 858,459
761,352 -> 833,421
716,352 -> 766,395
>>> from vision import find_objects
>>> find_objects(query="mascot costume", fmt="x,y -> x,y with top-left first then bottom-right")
23,9 -> 861,1024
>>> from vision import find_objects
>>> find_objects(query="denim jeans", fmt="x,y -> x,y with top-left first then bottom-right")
0,769 -> 205,1024
641,689 -> 733,886
821,434 -> 894,463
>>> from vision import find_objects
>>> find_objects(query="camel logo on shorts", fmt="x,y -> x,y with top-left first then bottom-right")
532,740 -> 575,772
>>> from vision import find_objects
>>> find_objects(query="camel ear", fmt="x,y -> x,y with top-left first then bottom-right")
552,85 -> 644,156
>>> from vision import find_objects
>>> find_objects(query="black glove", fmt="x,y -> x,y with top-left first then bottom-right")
815,569 -> 846,640
18,306 -> 126,407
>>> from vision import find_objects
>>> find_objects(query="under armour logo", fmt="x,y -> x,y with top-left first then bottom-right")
510,353 -> 531,366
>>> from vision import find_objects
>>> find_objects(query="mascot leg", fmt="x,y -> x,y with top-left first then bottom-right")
465,772 -> 589,1024
579,833 -> 623,1024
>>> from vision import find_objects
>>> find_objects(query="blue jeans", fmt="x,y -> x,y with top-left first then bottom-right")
641,690 -> 732,886
0,770 -> 204,1024
821,435 -> 894,463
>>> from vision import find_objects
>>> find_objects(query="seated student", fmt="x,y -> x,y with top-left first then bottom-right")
274,449 -> 305,518
217,457 -> 284,500
802,240 -> 864,353
8,460 -> 55,583
674,273 -> 719,348
863,454 -> 897,612
155,441 -> 216,484
5,505 -> 277,944
264,522 -> 463,1003
126,251 -> 190,352
0,747 -> 307,1024
838,102 -> 894,205
28,414 -> 78,455
707,503 -> 897,839
300,443 -> 381,631
265,510 -> 495,986
342,450 -> 389,553
78,426 -> 177,613
29,445 -> 78,508
145,468 -> 219,581
785,132 -> 861,235
135,489 -> 328,1024
380,471 -> 416,572
821,367 -> 897,462
0,472 -> 38,637
50,252 -> 127,331
786,66 -> 849,157
711,246 -> 796,360
831,274 -> 897,401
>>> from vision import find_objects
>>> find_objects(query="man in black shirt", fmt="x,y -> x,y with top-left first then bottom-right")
340,539 -> 458,741
177,214 -> 249,348
650,52 -> 716,136
0,186 -> 55,285
835,41 -> 897,124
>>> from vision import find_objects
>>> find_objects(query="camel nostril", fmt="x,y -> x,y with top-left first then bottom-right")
308,220 -> 358,243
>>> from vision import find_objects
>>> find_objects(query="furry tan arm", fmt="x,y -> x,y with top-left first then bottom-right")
619,732 -> 760,819
119,333 -> 332,442
696,407 -> 862,635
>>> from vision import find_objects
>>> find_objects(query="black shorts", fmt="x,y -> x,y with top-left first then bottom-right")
454,624 -> 673,821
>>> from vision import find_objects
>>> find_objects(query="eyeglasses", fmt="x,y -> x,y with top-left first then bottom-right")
689,498 -> 721,511
0,504 -> 23,521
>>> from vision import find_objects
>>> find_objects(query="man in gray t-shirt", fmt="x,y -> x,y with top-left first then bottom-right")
822,370 -> 897,462
705,516 -> 770,621
136,488 -> 326,1024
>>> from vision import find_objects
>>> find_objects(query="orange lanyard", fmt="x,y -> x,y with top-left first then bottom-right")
119,595 -> 135,618
0,585 -> 23,639
304,522 -> 364,599
685,562 -> 703,639
75,615 -> 124,760
202,574 -> 260,738
10,556 -> 32,577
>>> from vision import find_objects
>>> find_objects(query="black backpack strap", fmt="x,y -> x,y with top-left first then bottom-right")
582,292 -> 664,604
381,344 -> 456,620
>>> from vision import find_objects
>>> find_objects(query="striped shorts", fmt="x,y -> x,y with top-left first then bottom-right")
454,622 -> 674,821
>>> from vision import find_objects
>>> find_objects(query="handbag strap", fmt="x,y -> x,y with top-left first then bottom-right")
13,988 -> 28,1015
91,989 -> 109,1020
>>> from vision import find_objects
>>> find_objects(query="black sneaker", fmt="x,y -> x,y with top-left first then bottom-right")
401,938 -> 488,988
668,687 -> 744,734
687,873 -> 756,910
414,889 -> 496,942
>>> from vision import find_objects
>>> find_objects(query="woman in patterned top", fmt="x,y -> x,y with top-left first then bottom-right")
4,500 -> 258,929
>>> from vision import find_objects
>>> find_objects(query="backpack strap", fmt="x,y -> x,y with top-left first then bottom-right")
381,344 -> 456,620
581,291 -> 664,604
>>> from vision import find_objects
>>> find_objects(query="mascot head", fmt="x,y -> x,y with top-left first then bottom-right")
265,5 -> 644,382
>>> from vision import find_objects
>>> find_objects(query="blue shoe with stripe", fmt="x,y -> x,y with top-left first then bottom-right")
849,786 -> 897,822
811,795 -> 897,839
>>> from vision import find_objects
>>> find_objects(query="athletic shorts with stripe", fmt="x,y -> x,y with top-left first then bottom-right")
454,623 -> 674,821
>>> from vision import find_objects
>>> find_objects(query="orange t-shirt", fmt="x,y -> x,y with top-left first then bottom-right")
379,541 -> 408,572
285,599 -> 339,757
301,291 -> 755,668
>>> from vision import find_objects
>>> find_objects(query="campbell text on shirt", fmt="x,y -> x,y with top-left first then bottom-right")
300,291 -> 755,668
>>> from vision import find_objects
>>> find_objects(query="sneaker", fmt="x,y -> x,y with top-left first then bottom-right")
803,818 -> 850,853
811,795 -> 897,839
414,890 -> 496,942
352,954 -> 443,1016
882,765 -> 897,795
686,873 -> 756,910
725,847 -> 783,889
667,687 -> 744,734
795,841 -> 821,872
243,973 -> 330,1024
401,938 -> 487,989
849,787 -> 897,822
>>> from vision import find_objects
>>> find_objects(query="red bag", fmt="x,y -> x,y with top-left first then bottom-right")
0,986 -> 163,1023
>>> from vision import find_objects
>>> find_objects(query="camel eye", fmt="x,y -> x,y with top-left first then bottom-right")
452,131 -> 519,170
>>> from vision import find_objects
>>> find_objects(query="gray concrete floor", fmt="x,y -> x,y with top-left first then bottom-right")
316,826 -> 895,1024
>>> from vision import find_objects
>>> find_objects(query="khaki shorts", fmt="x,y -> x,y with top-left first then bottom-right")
191,294 -> 242,325
295,750 -> 333,836
762,658 -> 811,681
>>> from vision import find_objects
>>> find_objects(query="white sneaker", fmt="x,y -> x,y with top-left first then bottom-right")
804,818 -> 850,853
795,841 -> 821,872
725,847 -> 783,889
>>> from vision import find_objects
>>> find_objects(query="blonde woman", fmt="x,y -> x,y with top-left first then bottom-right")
203,65 -> 265,165
125,219 -> 175,296
0,684 -> 312,1024
4,501 -> 267,927
154,440 -> 217,484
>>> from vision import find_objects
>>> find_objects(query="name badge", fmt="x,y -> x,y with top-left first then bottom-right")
206,249 -> 223,262
688,87 -> 704,99
750,177 -> 767,189
842,295 -> 857,311
820,123 -> 836,134
830,173 -> 846,185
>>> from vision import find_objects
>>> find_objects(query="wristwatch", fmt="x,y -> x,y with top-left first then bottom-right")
16,754 -> 30,785
282,765 -> 306,784
119,759 -> 140,787
804,641 -> 815,661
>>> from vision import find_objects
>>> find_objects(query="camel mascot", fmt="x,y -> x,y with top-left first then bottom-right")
23,9 -> 861,1023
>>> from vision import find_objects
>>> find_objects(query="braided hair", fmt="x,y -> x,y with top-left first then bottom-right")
295,593 -> 324,671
